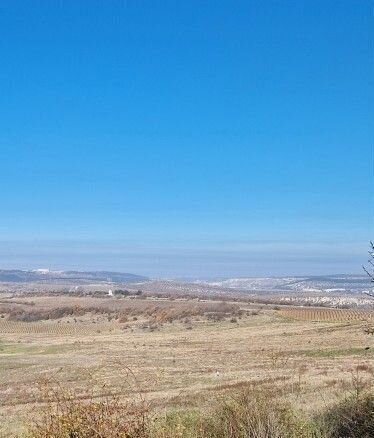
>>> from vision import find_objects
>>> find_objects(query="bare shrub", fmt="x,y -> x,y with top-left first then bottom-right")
201,391 -> 306,437
154,387 -> 311,438
316,393 -> 374,438
24,380 -> 374,438
27,372 -> 150,438
7,306 -> 113,322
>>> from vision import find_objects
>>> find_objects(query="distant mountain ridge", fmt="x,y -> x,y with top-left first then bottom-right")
0,269 -> 148,283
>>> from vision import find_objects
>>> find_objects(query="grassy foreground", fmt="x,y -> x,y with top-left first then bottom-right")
25,384 -> 373,438
1,295 -> 373,436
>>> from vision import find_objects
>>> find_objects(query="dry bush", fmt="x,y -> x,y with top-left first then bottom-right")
28,394 -> 149,438
27,374 -> 150,438
200,389 -> 310,438
6,305 -> 113,322
26,379 -> 313,438
316,393 -> 374,438
1,297 -> 242,327
116,302 -> 241,326
153,387 -> 313,438
24,380 -> 374,438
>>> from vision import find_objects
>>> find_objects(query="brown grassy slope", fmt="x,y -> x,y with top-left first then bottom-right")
0,296 -> 372,436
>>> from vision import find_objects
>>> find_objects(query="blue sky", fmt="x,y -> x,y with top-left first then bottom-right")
0,1 -> 373,278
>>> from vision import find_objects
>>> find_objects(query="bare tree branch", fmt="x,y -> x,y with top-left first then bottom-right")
363,242 -> 374,299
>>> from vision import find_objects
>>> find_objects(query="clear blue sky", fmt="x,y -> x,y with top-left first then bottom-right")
0,1 -> 373,278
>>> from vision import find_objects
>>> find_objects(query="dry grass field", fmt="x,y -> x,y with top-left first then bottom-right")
0,294 -> 373,436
